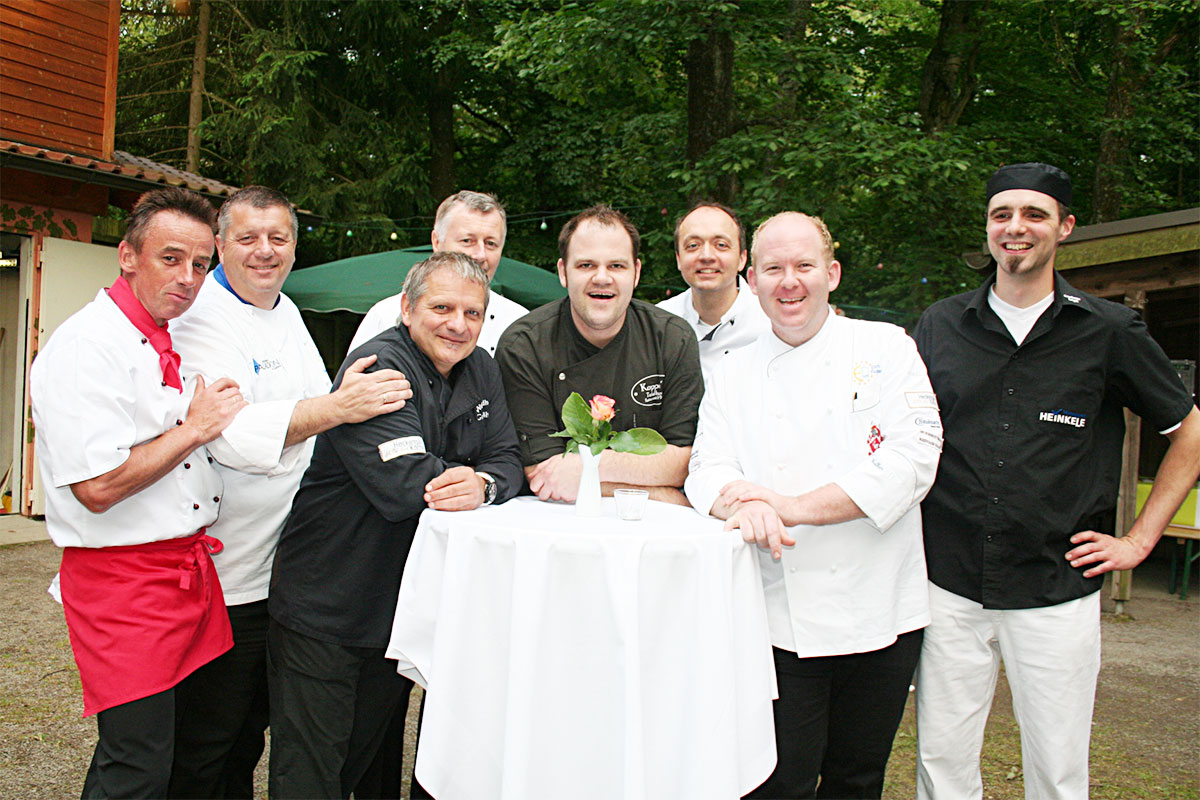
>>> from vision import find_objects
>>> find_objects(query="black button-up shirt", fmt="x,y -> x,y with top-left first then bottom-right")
269,324 -> 524,648
914,272 -> 1194,609
496,298 -> 704,467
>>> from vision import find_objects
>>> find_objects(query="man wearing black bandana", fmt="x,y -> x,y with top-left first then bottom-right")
912,163 -> 1200,799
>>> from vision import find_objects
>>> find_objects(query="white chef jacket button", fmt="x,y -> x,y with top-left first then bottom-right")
558,372 -> 566,380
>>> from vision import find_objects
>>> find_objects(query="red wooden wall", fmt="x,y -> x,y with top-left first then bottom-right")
0,0 -> 120,159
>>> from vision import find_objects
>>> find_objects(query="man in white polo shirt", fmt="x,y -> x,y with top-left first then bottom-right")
349,189 -> 527,356
168,186 -> 411,798
657,201 -> 769,379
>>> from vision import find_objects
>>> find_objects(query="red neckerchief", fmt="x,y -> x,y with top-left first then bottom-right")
106,275 -> 183,392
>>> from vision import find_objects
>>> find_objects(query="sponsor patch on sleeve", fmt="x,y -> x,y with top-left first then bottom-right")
906,392 -> 938,409
917,431 -> 944,452
378,436 -> 426,462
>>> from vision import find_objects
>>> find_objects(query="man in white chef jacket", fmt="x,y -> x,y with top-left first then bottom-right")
657,201 -> 769,379
31,187 -> 247,799
167,185 -> 412,798
348,189 -> 527,356
684,211 -> 943,799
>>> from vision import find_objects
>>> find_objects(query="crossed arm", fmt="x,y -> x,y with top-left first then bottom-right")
71,376 -> 246,513
524,445 -> 692,506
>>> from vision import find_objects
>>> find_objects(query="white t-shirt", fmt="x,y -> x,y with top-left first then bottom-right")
171,278 -> 332,604
685,312 -> 941,657
348,289 -> 528,357
31,289 -> 223,549
987,286 -> 1054,345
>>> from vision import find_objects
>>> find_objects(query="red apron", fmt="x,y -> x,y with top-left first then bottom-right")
59,530 -> 233,716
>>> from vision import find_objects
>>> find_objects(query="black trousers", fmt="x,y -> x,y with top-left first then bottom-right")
82,688 -> 175,799
353,689 -> 431,799
746,628 -> 924,800
266,619 -> 416,799
169,599 -> 269,799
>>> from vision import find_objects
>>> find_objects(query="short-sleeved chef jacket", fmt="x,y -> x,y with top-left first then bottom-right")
268,323 -> 523,648
495,298 -> 704,466
31,289 -> 222,548
914,271 -> 1195,609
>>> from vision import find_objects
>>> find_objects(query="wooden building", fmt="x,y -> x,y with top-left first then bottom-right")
0,0 -> 240,516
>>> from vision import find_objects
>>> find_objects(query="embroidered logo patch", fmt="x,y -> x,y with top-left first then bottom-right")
905,392 -> 938,409
1039,408 -> 1087,429
630,374 -> 665,407
867,425 -> 886,454
475,398 -> 490,421
378,436 -> 426,461
1063,294 -> 1081,304
853,361 -> 883,384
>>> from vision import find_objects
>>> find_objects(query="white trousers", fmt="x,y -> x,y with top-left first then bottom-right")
915,582 -> 1101,800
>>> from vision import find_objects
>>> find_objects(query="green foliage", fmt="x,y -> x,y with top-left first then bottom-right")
550,392 -> 667,456
116,0 -> 1197,309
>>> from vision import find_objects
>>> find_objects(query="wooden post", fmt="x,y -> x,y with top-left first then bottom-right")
1112,289 -> 1147,612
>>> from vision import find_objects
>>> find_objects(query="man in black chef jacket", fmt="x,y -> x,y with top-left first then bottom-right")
266,251 -> 524,798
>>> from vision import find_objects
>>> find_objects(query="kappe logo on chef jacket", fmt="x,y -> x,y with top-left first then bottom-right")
1039,408 -> 1087,428
630,374 -> 665,407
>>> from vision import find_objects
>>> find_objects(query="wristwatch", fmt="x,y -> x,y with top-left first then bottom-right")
476,471 -> 497,505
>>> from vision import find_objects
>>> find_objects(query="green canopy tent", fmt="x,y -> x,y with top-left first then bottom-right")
284,245 -> 565,374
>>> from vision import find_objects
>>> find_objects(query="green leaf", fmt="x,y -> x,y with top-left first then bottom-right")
609,427 -> 666,455
559,391 -> 594,441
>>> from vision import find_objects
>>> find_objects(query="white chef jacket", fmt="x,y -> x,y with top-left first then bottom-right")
348,288 -> 528,357
31,289 -> 223,549
685,312 -> 942,658
171,278 -> 332,604
657,280 -> 770,379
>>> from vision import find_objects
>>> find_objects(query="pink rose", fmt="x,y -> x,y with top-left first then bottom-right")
589,395 -> 616,422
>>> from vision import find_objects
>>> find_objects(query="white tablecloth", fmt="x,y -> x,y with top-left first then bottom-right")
385,496 -> 777,800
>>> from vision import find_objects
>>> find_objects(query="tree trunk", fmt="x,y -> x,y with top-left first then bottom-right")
428,66 -> 456,201
186,0 -> 210,173
917,0 -> 986,134
427,11 -> 456,201
1092,9 -> 1184,223
777,0 -> 811,120
1092,11 -> 1142,223
685,25 -> 735,205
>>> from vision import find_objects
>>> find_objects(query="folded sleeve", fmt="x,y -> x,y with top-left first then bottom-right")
32,338 -> 137,487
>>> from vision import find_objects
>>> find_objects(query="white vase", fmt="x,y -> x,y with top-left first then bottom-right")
576,446 -> 603,517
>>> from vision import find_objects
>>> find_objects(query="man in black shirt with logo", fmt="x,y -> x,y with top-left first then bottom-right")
913,162 -> 1200,800
497,205 -> 704,505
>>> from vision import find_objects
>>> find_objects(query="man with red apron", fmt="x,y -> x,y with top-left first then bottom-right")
31,187 -> 247,799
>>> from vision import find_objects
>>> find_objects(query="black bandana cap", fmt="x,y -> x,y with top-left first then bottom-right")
985,162 -> 1072,207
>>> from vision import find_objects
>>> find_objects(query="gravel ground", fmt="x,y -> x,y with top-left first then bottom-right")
2,537 -> 1196,799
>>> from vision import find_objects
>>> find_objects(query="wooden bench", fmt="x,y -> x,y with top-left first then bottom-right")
1166,524 -> 1200,600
